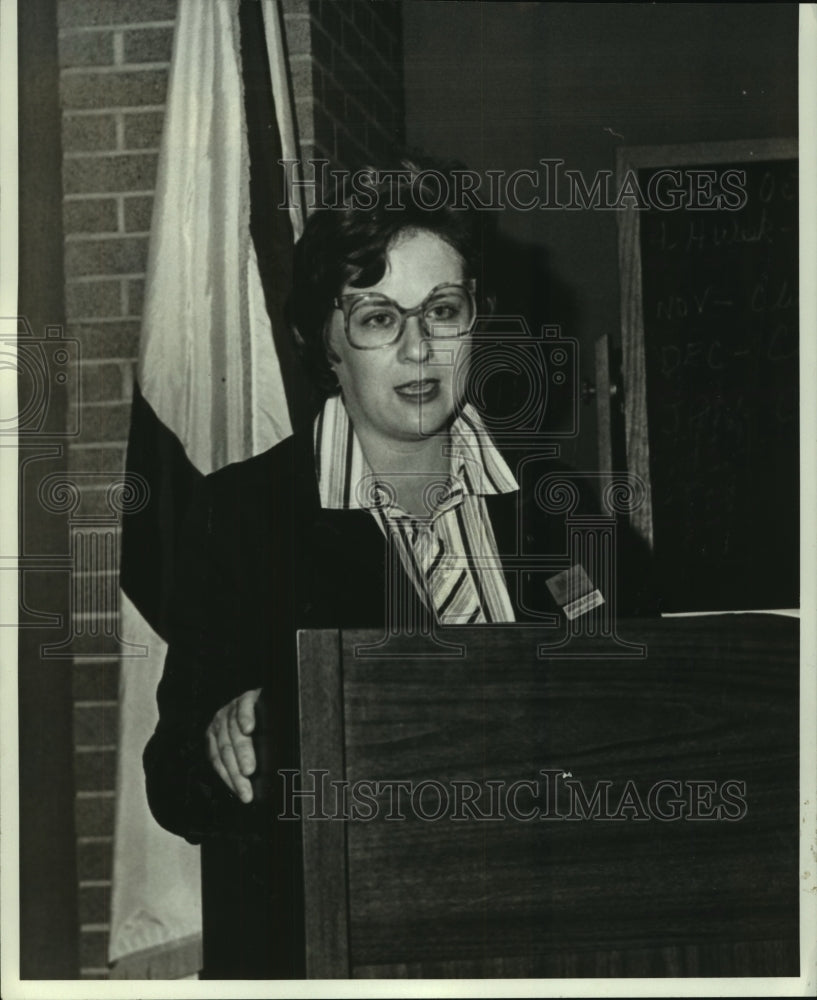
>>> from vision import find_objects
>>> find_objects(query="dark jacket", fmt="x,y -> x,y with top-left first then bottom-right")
143,429 -> 653,977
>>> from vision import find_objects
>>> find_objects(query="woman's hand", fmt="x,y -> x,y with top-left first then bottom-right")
206,688 -> 262,803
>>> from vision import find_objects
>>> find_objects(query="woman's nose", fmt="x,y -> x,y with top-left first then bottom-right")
399,313 -> 430,362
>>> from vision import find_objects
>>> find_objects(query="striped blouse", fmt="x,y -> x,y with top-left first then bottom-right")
314,394 -> 518,624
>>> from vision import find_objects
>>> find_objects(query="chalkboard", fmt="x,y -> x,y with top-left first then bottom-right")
617,139 -> 798,611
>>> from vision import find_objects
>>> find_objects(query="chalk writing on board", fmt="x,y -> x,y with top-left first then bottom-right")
634,155 -> 798,610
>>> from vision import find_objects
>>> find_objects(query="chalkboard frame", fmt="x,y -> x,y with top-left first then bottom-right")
615,137 -> 798,570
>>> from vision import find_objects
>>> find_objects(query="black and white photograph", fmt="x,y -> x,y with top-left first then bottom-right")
2,0 -> 815,995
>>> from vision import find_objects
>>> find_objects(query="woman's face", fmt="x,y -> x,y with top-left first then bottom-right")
326,229 -> 472,446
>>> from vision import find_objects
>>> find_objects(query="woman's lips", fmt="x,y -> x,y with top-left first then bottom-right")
393,378 -> 441,401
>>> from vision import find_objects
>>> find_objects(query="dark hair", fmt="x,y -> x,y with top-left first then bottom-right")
287,155 -> 491,395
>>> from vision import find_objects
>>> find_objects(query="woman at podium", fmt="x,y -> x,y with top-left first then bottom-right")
143,158 -> 645,977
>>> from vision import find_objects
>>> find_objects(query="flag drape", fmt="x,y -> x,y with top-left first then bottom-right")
111,0 -> 301,978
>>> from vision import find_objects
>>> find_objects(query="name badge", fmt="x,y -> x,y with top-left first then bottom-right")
545,563 -> 605,620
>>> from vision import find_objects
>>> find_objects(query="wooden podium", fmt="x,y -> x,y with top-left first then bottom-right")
296,614 -> 799,978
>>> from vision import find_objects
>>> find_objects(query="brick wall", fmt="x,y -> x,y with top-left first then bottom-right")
57,0 -> 176,976
285,0 -> 404,169
56,0 -> 404,979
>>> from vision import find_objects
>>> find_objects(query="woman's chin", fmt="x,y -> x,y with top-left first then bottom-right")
402,407 -> 453,440
382,413 -> 449,442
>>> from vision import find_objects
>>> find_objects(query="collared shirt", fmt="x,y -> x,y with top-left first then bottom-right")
314,394 -> 519,624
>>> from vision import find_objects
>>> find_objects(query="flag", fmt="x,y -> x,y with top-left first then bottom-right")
111,0 -> 304,978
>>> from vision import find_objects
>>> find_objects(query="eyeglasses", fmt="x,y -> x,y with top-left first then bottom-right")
333,279 -> 477,350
